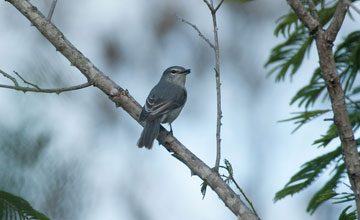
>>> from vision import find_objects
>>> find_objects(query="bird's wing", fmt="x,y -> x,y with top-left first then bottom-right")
139,83 -> 186,121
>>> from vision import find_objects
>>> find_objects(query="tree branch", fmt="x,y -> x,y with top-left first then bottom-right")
5,0 -> 259,219
206,1 -> 223,173
326,0 -> 349,42
286,0 -> 320,32
0,69 -> 91,94
287,0 -> 360,217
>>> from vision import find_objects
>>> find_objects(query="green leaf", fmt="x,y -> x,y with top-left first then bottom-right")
307,163 -> 346,214
335,31 -> 360,95
338,206 -> 357,220
274,12 -> 300,38
279,109 -> 330,133
223,159 -> 233,178
313,123 -> 338,147
265,31 -> 313,82
333,192 -> 355,204
274,147 -> 342,202
0,191 -> 50,220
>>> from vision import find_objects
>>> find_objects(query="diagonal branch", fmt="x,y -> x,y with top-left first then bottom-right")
5,0 -> 259,219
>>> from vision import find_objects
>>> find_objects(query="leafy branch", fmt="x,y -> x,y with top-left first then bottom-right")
0,190 -> 50,220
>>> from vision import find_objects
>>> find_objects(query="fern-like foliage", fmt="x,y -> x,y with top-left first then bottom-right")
274,146 -> 342,201
0,190 -> 50,220
279,109 -> 330,133
338,206 -> 357,220
267,1 -> 360,217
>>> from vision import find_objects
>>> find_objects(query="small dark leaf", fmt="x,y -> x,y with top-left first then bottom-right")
224,159 -> 233,178
200,181 -> 208,199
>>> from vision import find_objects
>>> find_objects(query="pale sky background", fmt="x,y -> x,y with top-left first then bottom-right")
0,0 -> 359,220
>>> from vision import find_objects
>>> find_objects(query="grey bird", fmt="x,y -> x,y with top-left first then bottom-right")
137,66 -> 191,149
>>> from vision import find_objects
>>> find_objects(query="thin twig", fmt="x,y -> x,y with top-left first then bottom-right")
209,3 -> 223,173
308,0 -> 319,20
231,176 -> 259,218
0,82 -> 91,94
13,71 -> 41,89
344,0 -> 360,15
0,69 -> 90,94
202,0 -> 214,12
176,15 -> 215,50
214,0 -> 225,14
326,0 -> 348,42
0,69 -> 19,86
47,0 -> 58,21
345,95 -> 360,110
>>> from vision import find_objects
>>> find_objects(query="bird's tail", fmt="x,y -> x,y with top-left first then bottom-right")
137,118 -> 161,149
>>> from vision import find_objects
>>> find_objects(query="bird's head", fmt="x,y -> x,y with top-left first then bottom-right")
161,66 -> 191,86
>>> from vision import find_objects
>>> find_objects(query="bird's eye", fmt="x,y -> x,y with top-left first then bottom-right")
170,69 -> 177,74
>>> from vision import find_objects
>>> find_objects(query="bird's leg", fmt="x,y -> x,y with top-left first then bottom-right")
169,123 -> 173,135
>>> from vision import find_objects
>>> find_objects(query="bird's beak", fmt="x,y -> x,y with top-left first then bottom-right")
183,69 -> 191,75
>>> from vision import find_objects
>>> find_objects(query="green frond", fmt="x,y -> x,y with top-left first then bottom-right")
0,191 -> 50,220
265,31 -> 313,82
279,109 -> 330,133
333,192 -> 355,205
338,206 -> 357,220
335,31 -> 360,95
274,12 -> 300,38
312,123 -> 338,147
274,146 -> 342,202
290,68 -> 328,108
352,86 -> 360,95
307,163 -> 346,214
317,3 -> 338,26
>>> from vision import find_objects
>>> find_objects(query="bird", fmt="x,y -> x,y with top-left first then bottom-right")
137,66 -> 191,149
